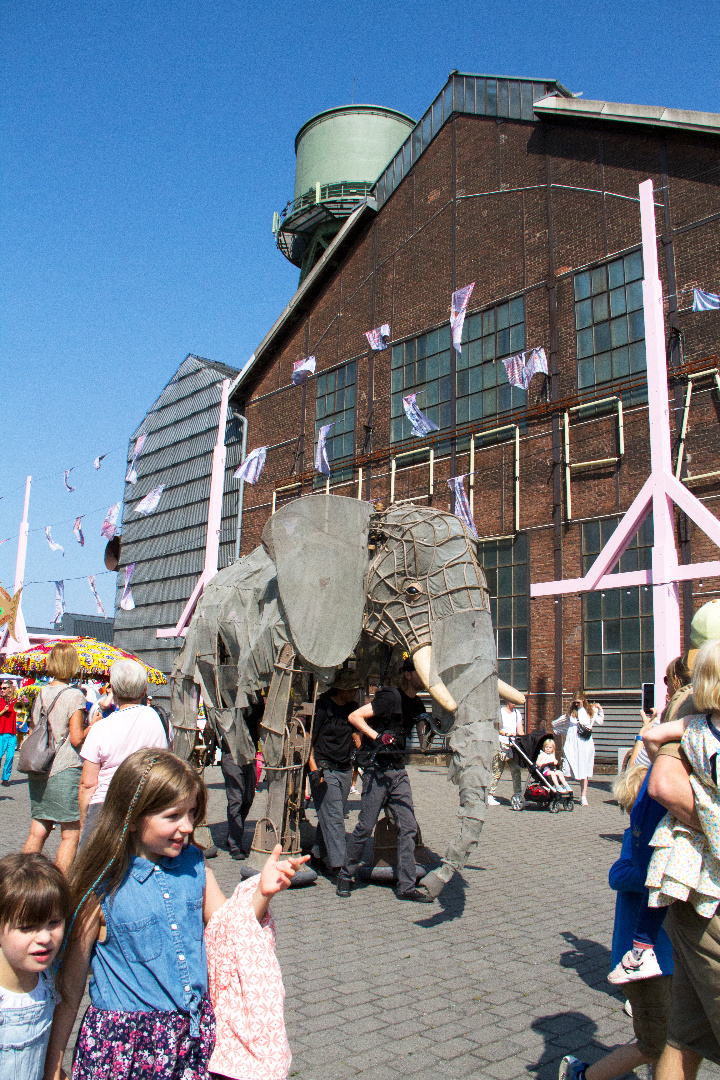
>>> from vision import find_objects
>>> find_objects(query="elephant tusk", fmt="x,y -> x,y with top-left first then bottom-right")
498,678 -> 526,706
412,645 -> 457,712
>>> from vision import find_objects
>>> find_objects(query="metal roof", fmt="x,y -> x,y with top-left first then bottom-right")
532,95 -> 720,136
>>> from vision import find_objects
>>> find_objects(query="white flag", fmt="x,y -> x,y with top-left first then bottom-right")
233,446 -> 267,484
693,288 -> 720,312
365,324 -> 391,351
63,469 -> 75,492
135,485 -> 164,516
120,563 -> 135,611
450,283 -> 475,354
402,394 -> 439,438
448,476 -> 478,539
315,423 -> 335,476
100,503 -> 121,540
73,517 -> 85,547
45,527 -> 64,555
87,575 -> 106,617
126,433 -> 147,484
94,455 -> 106,470
54,581 -> 65,623
292,356 -> 316,385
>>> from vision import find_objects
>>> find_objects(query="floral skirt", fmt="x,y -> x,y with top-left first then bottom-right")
72,997 -> 215,1080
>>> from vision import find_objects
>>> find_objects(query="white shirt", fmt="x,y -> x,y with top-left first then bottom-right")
81,704 -> 168,804
498,706 -> 523,748
0,969 -> 53,1011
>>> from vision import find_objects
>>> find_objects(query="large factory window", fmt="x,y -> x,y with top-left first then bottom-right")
575,252 -> 646,392
477,534 -> 528,691
582,515 -> 654,689
456,297 -> 526,425
390,327 -> 453,443
314,361 -> 356,483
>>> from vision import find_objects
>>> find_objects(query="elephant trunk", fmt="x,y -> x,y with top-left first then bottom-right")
412,645 -> 457,712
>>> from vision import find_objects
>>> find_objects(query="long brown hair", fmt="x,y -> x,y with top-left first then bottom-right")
67,749 -> 206,927
567,691 -> 595,719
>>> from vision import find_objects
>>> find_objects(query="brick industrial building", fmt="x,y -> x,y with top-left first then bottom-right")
118,72 -> 720,756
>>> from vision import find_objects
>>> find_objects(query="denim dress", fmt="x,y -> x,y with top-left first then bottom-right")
0,971 -> 56,1080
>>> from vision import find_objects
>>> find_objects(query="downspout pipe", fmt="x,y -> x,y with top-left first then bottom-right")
234,412 -> 248,561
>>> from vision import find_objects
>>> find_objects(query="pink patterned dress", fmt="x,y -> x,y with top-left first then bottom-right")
205,880 -> 291,1080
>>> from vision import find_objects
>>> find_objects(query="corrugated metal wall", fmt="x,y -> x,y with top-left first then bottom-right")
113,355 -> 242,705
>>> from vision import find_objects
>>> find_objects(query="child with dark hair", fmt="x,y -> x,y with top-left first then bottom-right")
0,853 -> 70,1080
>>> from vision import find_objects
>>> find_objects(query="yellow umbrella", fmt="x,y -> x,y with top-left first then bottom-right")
1,637 -> 167,685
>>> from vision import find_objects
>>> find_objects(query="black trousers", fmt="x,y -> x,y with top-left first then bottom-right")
220,753 -> 257,855
342,766 -> 418,894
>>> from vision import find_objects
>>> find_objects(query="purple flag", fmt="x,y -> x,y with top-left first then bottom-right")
126,433 -> 147,484
693,288 -> 720,312
402,394 -> 439,438
448,476 -> 478,539
523,346 -> 548,385
88,575 -> 106,617
63,469 -> 75,492
135,485 -> 164,516
54,581 -> 65,623
45,527 -> 64,555
315,423 -> 335,476
450,283 -> 475,354
100,503 -> 120,540
73,517 -> 85,546
292,355 -> 316,385
120,563 -> 135,611
233,446 -> 267,484
365,323 -> 390,351
94,455 -> 106,470
503,352 -> 527,389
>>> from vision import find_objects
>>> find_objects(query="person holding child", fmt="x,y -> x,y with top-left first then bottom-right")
43,748 -> 306,1080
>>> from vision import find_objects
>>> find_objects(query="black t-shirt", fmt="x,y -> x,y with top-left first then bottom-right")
312,691 -> 357,768
369,686 -> 426,767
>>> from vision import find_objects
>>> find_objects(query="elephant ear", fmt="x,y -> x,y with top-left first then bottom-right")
262,494 -> 372,668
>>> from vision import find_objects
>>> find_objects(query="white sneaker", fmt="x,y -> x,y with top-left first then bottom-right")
350,786 -> 359,794
487,795 -> 501,806
580,795 -> 589,806
608,947 -> 663,984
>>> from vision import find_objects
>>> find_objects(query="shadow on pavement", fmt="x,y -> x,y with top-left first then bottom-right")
559,931 -> 621,999
529,1010 -> 617,1079
415,874 -> 467,927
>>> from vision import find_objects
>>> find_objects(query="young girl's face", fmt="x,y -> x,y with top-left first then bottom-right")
542,739 -> 555,754
133,793 -> 197,863
0,916 -> 64,973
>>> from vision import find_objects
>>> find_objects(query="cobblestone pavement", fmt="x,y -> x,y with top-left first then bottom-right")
2,763 -> 719,1080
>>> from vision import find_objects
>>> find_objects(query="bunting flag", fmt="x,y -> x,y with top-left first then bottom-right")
450,283 -> 475,354
54,581 -> 65,623
126,433 -> 147,484
503,352 -> 527,389
233,446 -> 267,484
448,476 -> 478,539
365,323 -> 391,351
693,288 -> 720,312
402,394 -> 439,438
73,517 -> 85,547
315,423 -> 335,476
94,455 -> 106,470
135,485 -> 164,516
524,346 -> 548,384
120,563 -> 135,611
292,355 -> 316,385
87,575 -> 106,617
63,469 -> 76,492
100,502 -> 121,540
45,527 -> 64,555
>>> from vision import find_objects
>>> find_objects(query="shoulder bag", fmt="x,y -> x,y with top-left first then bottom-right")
17,687 -> 73,775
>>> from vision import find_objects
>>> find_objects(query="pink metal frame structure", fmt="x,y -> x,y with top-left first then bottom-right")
531,180 -> 720,709
157,378 -> 231,640
0,476 -> 33,657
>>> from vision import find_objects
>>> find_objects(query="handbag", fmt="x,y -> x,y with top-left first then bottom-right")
577,723 -> 593,740
17,688 -> 72,775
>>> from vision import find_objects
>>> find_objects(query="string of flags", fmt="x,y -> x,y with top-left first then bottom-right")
54,581 -> 65,623
693,288 -> 720,312
451,284 -> 475,354
233,446 -> 267,484
365,324 -> 390,351
502,347 -> 548,391
87,575 -> 106,617
403,394 -> 439,438
135,485 -> 164,516
63,470 -> 75,492
292,356 -> 316,385
100,503 -> 121,540
73,517 -> 85,547
315,423 -> 335,476
120,564 -> 135,611
126,434 -> 147,485
45,527 -> 64,556
448,475 -> 478,539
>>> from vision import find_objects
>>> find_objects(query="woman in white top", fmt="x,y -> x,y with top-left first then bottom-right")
78,659 -> 168,844
553,691 -> 604,806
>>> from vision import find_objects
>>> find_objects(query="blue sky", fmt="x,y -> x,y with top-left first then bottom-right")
1,0 -> 717,627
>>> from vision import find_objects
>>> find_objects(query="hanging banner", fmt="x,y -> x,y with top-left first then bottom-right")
502,352 -> 526,389
100,502 -> 121,540
63,469 -> 76,492
126,433 -> 147,484
87,575 -> 106,617
450,283 -> 475,354
693,288 -> 720,312
292,355 -> 316,385
448,475 -> 478,539
135,485 -> 164,516
120,563 -> 135,611
94,455 -> 106,470
365,323 -> 391,351
233,446 -> 267,484
524,346 -> 548,385
73,517 -> 85,547
54,581 -> 65,623
45,527 -> 64,555
402,394 -> 439,438
503,346 -> 548,390
315,423 -> 335,476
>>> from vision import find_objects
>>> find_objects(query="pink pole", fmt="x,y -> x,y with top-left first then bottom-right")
6,477 -> 31,654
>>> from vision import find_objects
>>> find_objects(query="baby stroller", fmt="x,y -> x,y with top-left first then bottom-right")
507,731 -> 574,813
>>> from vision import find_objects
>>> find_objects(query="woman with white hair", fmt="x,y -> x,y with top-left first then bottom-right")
78,659 -> 169,844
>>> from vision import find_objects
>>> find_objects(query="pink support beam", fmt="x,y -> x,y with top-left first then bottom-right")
156,379 -> 231,639
531,180 -> 720,710
0,477 -> 32,656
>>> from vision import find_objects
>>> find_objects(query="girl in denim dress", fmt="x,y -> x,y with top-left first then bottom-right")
43,749 -> 307,1080
0,854 -> 70,1080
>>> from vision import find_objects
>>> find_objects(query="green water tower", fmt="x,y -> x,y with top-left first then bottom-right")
274,104 -> 415,282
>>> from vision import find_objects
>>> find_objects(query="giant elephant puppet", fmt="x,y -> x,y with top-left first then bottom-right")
170,494 -> 525,898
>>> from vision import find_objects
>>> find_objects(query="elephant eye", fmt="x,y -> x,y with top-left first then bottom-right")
405,583 -> 422,597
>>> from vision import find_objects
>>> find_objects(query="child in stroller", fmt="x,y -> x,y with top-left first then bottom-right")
536,735 -> 573,794
508,731 -> 575,812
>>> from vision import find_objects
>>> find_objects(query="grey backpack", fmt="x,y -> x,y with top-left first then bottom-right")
17,688 -> 72,776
